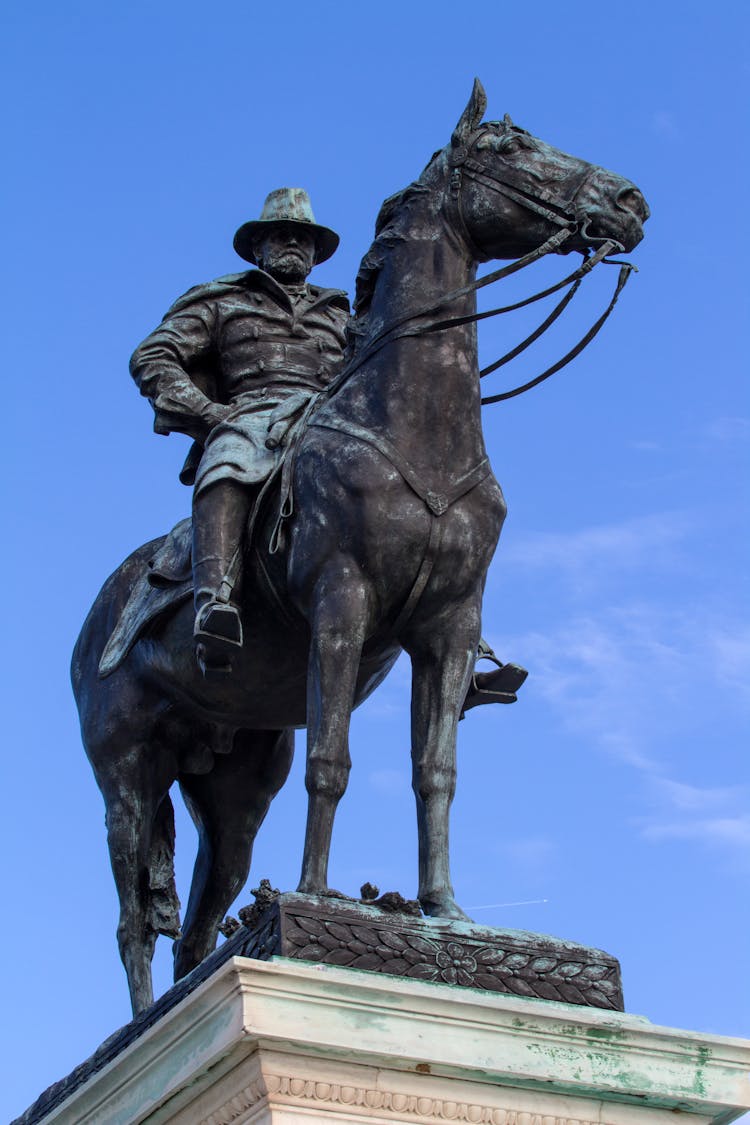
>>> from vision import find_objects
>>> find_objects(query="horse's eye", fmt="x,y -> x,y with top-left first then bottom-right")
501,136 -> 523,155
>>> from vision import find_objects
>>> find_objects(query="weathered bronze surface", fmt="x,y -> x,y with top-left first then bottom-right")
72,80 -> 648,1015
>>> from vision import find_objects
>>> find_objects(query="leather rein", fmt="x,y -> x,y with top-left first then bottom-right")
325,131 -> 637,407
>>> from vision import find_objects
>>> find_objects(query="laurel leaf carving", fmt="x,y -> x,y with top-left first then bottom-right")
380,957 -> 409,974
350,924 -> 379,946
295,915 -> 325,937
295,942 -> 328,960
349,952 -> 384,969
476,947 -> 506,965
327,922 -> 352,942
326,947 -> 358,966
378,930 -> 408,952
556,962 -> 584,977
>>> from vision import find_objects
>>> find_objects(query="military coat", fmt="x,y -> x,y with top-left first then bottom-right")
130,268 -> 349,492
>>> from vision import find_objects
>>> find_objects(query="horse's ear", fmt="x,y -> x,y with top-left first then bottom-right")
452,78 -> 487,145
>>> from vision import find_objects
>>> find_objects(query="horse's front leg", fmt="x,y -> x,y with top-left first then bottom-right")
298,573 -> 368,895
403,598 -> 481,920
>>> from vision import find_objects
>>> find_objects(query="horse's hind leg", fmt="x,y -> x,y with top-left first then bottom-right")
93,738 -> 177,1014
402,598 -> 481,920
173,728 -> 294,981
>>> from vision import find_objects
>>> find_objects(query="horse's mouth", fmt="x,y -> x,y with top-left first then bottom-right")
617,186 -> 650,225
575,179 -> 649,254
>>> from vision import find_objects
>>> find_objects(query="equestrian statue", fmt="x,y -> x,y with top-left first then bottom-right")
72,79 -> 649,1014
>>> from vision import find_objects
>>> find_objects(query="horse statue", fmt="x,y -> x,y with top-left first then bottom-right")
72,79 -> 648,1015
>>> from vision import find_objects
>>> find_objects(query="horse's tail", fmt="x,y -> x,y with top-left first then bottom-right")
147,792 -> 181,939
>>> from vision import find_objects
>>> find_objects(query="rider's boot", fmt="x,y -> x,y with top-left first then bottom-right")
192,480 -> 253,676
461,639 -> 528,716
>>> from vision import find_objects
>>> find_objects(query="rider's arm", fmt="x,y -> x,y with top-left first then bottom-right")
130,301 -> 226,442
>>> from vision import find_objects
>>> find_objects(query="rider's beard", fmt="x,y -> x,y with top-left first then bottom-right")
262,249 -> 312,285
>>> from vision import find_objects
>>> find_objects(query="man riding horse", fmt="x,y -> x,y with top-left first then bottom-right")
130,187 -> 526,700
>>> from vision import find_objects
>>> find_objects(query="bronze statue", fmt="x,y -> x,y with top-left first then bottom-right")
72,80 -> 648,1015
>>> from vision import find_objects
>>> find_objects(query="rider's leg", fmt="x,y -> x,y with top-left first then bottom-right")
192,479 -> 254,665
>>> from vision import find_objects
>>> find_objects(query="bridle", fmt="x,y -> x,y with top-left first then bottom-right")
266,133 -> 638,566
324,128 -> 637,406
447,125 -> 597,259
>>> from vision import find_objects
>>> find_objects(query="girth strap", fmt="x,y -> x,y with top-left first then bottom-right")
310,416 -> 490,517
388,512 -> 444,639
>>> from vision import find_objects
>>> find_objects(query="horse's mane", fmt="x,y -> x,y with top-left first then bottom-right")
352,183 -> 429,318
351,151 -> 444,323
349,122 -> 522,333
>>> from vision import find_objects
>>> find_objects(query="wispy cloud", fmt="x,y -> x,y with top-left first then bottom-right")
498,605 -> 692,771
709,625 -> 750,704
491,607 -> 750,863
652,777 -> 743,813
639,776 -> 750,863
703,416 -> 750,446
641,816 -> 750,850
499,512 -> 691,595
502,605 -> 749,751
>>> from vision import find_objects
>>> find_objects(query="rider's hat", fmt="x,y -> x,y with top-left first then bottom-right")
233,188 -> 340,266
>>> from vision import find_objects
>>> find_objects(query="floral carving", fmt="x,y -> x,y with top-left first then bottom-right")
280,908 -> 623,1010
436,942 -> 478,985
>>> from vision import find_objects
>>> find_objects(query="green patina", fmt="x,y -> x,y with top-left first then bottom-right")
586,1025 -> 627,1042
691,1044 -> 711,1096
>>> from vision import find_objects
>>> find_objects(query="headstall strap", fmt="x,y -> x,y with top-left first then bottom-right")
319,128 -> 636,406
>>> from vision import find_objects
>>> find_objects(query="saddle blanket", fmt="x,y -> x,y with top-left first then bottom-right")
98,519 -> 193,677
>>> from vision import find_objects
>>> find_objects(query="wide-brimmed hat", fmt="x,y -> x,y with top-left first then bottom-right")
233,188 -> 340,266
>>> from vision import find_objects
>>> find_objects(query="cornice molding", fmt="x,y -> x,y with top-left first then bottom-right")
200,1071 -> 614,1125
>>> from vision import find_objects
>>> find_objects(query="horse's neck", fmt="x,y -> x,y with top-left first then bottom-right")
339,200 -> 487,479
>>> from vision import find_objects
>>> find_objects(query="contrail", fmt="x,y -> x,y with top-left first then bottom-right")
466,898 -> 549,910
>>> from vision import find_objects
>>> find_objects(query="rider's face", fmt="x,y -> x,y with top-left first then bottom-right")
256,227 -> 316,284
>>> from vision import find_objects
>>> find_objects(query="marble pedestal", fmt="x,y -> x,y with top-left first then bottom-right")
18,957 -> 750,1125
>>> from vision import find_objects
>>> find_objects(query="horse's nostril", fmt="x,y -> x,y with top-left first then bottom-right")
617,187 -> 650,223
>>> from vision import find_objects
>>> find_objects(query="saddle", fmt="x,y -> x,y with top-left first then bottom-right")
98,519 -> 194,677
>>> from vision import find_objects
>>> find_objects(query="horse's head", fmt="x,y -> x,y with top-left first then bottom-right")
447,79 -> 649,260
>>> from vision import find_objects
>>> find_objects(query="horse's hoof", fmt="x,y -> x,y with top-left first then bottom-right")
296,880 -> 326,896
420,897 -> 473,923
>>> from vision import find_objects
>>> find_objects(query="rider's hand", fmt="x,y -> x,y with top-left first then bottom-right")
200,402 -> 231,432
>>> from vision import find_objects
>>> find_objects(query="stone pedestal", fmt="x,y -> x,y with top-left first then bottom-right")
16,957 -> 750,1125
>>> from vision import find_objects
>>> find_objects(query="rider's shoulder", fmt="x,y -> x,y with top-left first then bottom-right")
307,283 -> 350,314
162,272 -> 254,319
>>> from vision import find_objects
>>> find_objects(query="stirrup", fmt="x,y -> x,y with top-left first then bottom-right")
194,601 -> 243,676
460,654 -> 528,717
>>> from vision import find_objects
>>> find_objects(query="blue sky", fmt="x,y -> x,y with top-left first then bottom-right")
2,2 -> 748,1120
